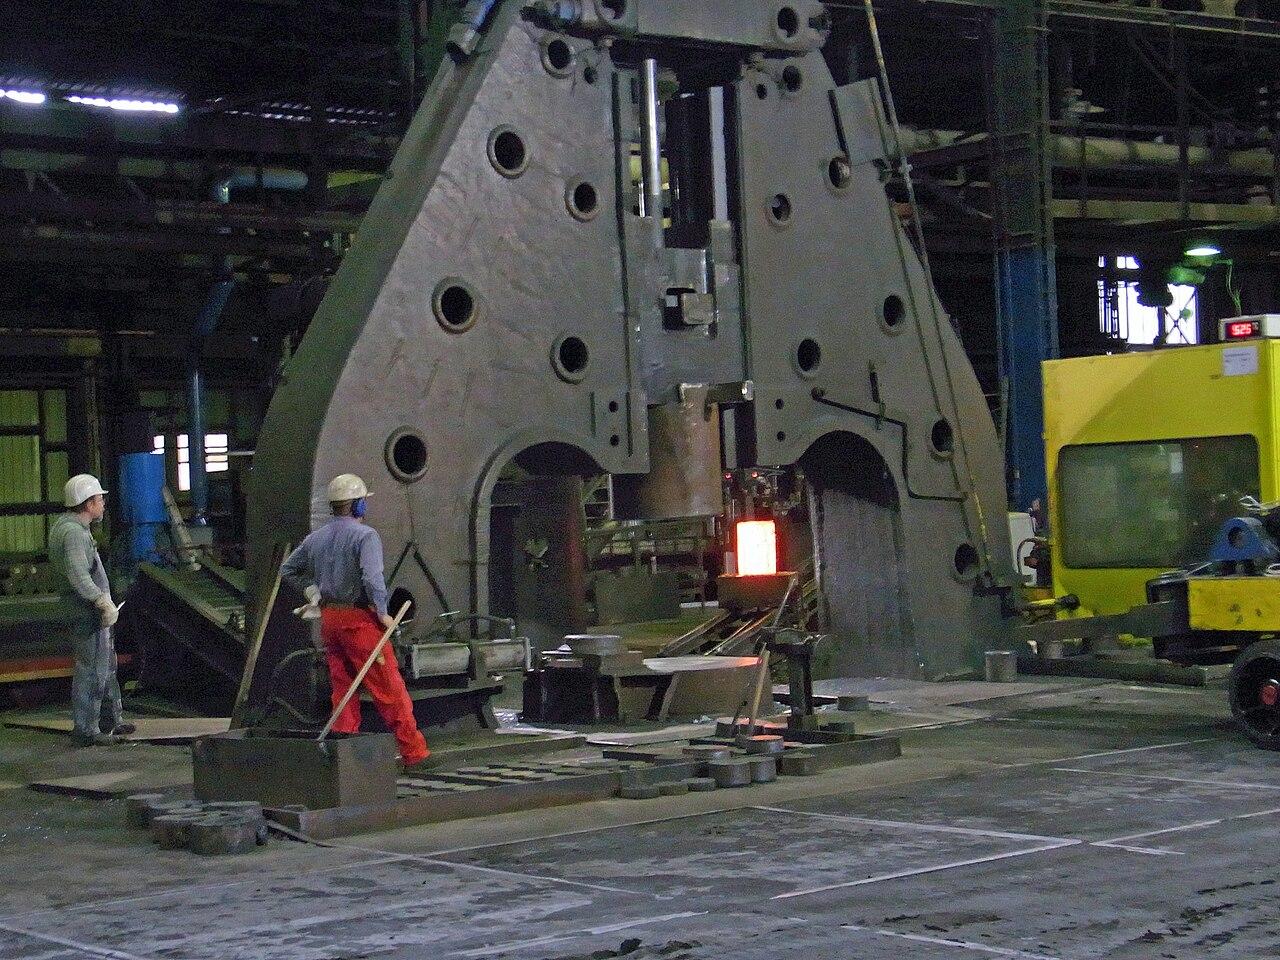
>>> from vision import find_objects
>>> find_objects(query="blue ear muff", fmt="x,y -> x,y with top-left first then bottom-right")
352,497 -> 368,519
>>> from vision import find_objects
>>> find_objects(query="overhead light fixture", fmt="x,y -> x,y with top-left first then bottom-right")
65,95 -> 180,115
0,89 -> 46,105
1184,244 -> 1222,258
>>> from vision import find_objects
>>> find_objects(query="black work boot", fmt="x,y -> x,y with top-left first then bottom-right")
398,751 -> 436,774
108,722 -> 137,737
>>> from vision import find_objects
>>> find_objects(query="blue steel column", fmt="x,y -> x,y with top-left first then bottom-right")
992,0 -> 1058,511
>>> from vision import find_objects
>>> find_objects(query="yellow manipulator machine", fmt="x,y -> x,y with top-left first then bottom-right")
1032,319 -> 1280,750
1043,327 -> 1280,618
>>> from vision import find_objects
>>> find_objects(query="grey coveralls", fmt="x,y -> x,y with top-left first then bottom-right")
48,512 -> 122,736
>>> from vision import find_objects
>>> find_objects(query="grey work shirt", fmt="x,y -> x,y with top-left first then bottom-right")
48,512 -> 110,623
280,517 -> 389,617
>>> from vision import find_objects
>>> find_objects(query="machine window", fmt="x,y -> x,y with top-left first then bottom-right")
1058,435 -> 1260,569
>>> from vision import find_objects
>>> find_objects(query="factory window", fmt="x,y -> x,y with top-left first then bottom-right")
1058,435 -> 1258,569
0,389 -> 70,554
1097,255 -> 1199,346
154,433 -> 229,492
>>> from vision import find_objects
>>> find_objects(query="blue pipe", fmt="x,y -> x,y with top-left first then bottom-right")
119,450 -> 168,565
995,245 -> 1059,512
187,275 -> 236,524
188,169 -> 307,523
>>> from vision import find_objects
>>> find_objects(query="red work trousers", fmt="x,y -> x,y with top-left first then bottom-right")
320,606 -> 429,764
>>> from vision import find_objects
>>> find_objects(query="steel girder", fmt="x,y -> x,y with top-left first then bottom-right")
246,0 -> 1012,701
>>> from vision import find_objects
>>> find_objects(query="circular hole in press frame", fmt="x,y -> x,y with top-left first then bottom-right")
488,127 -> 530,178
385,428 -> 429,483
551,334 -> 590,383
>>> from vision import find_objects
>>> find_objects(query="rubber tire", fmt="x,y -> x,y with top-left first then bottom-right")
1229,638 -> 1280,750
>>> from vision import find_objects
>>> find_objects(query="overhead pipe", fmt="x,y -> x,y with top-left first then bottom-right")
188,169 -> 307,524
902,127 -> 1280,179
209,169 -> 308,205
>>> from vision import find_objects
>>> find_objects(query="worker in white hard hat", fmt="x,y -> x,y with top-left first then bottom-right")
280,474 -> 430,767
48,474 -> 135,746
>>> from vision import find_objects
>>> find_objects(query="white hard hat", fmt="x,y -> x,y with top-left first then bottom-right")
327,473 -> 370,502
65,474 -> 107,508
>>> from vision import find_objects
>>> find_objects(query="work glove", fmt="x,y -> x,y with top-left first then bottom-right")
293,584 -> 322,621
94,593 -> 119,629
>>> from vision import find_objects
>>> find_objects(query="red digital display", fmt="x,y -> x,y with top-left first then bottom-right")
1227,321 -> 1259,339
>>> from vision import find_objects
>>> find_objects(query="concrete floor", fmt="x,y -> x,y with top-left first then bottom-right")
1,679 -> 1277,959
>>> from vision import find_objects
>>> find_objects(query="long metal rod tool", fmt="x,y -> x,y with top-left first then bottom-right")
861,0 -> 994,565
316,600 -> 411,742
745,649 -> 772,733
231,542 -> 288,727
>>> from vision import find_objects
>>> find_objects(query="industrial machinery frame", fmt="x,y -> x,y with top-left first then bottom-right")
245,0 -> 1013,721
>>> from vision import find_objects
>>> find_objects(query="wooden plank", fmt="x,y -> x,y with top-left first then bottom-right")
28,767 -> 192,799
664,667 -> 757,719
4,716 -> 230,743
0,652 -> 133,685
232,543 -> 286,727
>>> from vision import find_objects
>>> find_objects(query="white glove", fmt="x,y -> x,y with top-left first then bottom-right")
293,584 -> 322,621
95,594 -> 119,629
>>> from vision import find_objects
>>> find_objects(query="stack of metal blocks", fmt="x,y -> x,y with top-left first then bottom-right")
125,793 -> 272,856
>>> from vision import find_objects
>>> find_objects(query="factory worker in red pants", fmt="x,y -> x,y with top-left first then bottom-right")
281,473 -> 430,768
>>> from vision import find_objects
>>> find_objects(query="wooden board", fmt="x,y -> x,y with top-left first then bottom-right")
4,716 -> 230,743
29,768 -> 192,799
662,665 -> 757,718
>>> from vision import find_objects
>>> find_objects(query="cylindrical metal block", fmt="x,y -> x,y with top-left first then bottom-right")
748,756 -> 777,783
125,793 -> 167,829
563,634 -> 625,657
146,800 -> 202,827
658,781 -> 690,796
709,758 -> 752,788
613,387 -> 723,520
984,650 -> 1017,683
837,695 -> 870,712
686,777 -> 717,792
206,800 -> 264,818
1039,639 -> 1065,661
716,719 -> 748,738
737,734 -> 784,755
150,813 -> 198,850
188,814 -> 262,856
